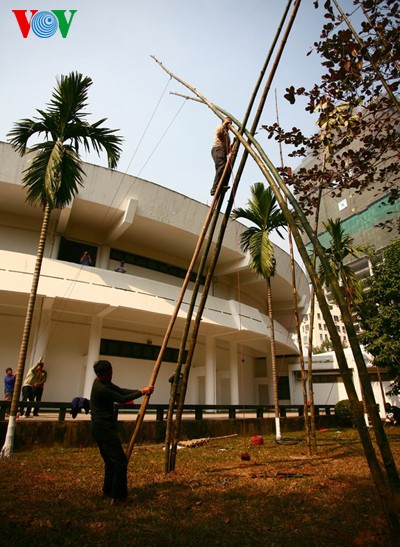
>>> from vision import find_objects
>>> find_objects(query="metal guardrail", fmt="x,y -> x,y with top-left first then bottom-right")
0,400 -> 336,422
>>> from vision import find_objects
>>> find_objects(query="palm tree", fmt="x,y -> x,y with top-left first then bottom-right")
319,218 -> 367,312
318,217 -> 371,424
232,182 -> 287,440
0,72 -> 122,458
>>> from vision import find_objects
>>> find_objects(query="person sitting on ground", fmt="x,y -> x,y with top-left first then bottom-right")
70,397 -> 91,419
385,402 -> 400,426
90,360 -> 153,506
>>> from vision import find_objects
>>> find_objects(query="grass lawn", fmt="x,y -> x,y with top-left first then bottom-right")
1,428 -> 399,546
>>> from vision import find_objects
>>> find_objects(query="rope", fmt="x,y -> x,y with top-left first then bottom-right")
99,76 -> 174,236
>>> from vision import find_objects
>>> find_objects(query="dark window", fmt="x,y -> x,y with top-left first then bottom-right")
110,248 -> 204,284
58,237 -> 97,266
278,376 -> 290,400
100,338 -> 187,363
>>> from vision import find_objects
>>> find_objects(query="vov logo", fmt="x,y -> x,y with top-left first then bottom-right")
12,10 -> 77,38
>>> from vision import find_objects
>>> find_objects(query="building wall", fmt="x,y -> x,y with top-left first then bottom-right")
0,142 -> 310,407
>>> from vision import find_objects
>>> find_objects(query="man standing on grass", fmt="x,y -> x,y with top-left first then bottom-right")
90,360 -> 153,506
20,359 -> 47,418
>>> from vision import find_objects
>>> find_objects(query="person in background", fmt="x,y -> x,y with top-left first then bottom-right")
32,361 -> 47,416
21,359 -> 47,418
90,360 -> 153,505
115,260 -> 126,273
385,402 -> 400,426
70,397 -> 91,419
80,251 -> 92,266
210,117 -> 232,196
4,368 -> 15,400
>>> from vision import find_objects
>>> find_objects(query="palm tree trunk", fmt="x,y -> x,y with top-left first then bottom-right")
0,203 -> 51,459
267,278 -> 281,440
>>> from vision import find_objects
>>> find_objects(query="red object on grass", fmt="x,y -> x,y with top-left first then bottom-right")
241,452 -> 251,461
250,435 -> 264,445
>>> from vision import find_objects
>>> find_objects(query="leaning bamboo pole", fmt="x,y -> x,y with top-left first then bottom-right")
229,121 -> 400,534
128,2 -> 297,462
163,177 -> 230,471
126,190 -> 221,461
158,69 -> 400,527
152,20 -> 400,542
275,89 -> 312,453
163,0 -> 303,471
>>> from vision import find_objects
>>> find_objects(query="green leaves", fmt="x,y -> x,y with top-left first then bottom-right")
232,183 -> 287,280
7,71 -> 123,210
358,238 -> 400,371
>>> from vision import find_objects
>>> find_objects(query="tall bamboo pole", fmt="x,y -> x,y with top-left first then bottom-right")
126,191 -> 221,461
163,0 -> 304,470
275,89 -> 312,453
128,1 -> 297,461
153,18 -> 400,542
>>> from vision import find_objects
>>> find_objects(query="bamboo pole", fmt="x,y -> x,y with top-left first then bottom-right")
164,0 -> 304,471
126,191 -> 221,461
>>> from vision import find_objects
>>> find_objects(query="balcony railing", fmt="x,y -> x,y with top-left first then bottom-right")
0,400 -> 336,422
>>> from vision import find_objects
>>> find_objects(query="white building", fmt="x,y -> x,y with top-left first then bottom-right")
287,347 -> 396,418
299,297 -> 348,350
0,141 -> 310,406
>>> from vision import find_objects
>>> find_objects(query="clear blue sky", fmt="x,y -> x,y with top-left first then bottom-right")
0,0 -> 359,212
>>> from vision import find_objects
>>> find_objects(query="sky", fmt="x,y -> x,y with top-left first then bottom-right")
0,1 -> 359,223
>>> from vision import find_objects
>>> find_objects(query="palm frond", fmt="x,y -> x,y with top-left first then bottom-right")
233,182 -> 287,280
8,71 -> 122,210
21,141 -> 83,209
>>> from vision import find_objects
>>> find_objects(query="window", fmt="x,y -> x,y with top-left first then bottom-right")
58,237 -> 98,266
110,248 -> 205,285
317,313 -> 321,320
333,315 -> 339,322
278,376 -> 290,400
320,333 -> 323,340
318,323 -> 322,330
100,338 -> 187,363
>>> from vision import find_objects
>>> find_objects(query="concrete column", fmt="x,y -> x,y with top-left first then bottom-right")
83,316 -> 103,398
205,336 -> 216,405
229,341 -> 239,405
98,246 -> 110,270
50,236 -> 61,259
